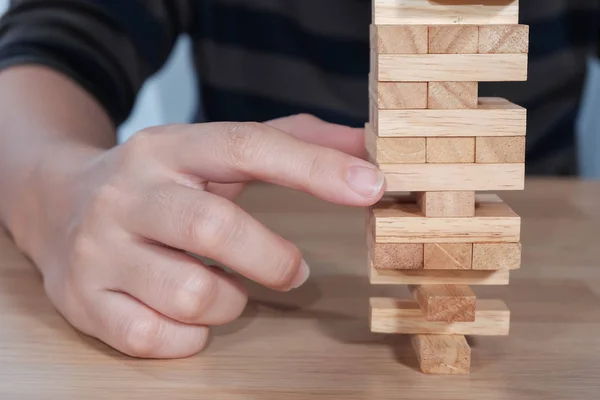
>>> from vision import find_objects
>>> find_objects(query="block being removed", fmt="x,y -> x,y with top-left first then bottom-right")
372,0 -> 519,25
409,285 -> 476,322
415,191 -> 475,217
369,75 -> 428,109
412,335 -> 471,375
365,123 -> 426,164
370,298 -> 510,335
427,137 -> 475,163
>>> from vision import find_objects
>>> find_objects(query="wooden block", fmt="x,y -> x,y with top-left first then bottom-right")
429,26 -> 478,54
379,163 -> 525,191
372,0 -> 519,25
365,123 -> 426,164
370,25 -> 428,54
427,138 -> 475,163
374,97 -> 526,137
376,54 -> 528,82
476,137 -> 526,163
424,244 -> 473,270
472,243 -> 522,270
370,266 -> 510,286
428,82 -> 478,109
369,75 -> 427,109
479,25 -> 530,54
415,191 -> 475,217
371,244 -> 424,270
409,285 -> 476,322
370,298 -> 510,335
371,197 -> 520,243
412,335 -> 471,375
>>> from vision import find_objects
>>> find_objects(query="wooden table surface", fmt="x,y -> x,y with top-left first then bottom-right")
1,179 -> 600,399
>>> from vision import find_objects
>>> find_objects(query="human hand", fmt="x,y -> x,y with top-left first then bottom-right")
23,114 -> 384,358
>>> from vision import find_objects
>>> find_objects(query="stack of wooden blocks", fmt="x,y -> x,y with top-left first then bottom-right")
366,0 -> 528,375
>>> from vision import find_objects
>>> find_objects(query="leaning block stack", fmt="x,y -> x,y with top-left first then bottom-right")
367,0 -> 528,375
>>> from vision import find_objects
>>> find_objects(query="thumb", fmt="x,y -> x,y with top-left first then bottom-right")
264,114 -> 365,159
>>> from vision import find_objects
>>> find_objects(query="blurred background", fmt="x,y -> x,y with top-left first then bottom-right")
0,1 -> 598,178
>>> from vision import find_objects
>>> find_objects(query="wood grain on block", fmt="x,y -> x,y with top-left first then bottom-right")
472,243 -> 522,270
370,267 -> 510,285
379,163 -> 525,191
476,136 -> 526,163
371,244 -> 425,270
371,198 -> 520,243
372,0 -> 519,25
429,26 -> 478,54
411,335 -> 471,375
424,244 -> 473,270
409,285 -> 476,322
370,25 -> 428,54
376,54 -> 528,82
479,25 -> 530,54
369,75 -> 427,109
415,191 -> 475,217
365,123 -> 426,164
370,298 -> 510,335
374,97 -> 526,137
427,137 -> 475,163
428,82 -> 478,109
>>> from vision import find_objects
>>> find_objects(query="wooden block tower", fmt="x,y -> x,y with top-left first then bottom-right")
366,0 -> 528,375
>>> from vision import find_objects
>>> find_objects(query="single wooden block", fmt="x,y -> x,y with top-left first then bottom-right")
370,298 -> 510,335
374,97 -> 526,137
370,266 -> 510,286
427,138 -> 475,163
472,243 -> 522,270
372,0 -> 519,25
411,335 -> 471,375
415,191 -> 475,217
424,244 -> 473,270
379,163 -> 525,191
479,25 -> 530,54
371,196 -> 520,243
369,75 -> 427,109
365,123 -> 426,164
376,54 -> 528,82
476,136 -> 526,163
428,82 -> 478,109
409,285 -> 476,322
429,26 -> 478,54
370,25 -> 428,54
371,244 -> 425,270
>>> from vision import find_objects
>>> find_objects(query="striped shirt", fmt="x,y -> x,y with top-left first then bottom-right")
0,0 -> 598,175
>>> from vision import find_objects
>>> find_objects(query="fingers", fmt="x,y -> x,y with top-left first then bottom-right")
126,183 -> 309,292
265,114 -> 365,159
89,290 -> 210,358
167,121 -> 384,206
108,243 -> 248,326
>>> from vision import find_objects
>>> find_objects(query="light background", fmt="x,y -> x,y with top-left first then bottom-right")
0,1 -> 598,178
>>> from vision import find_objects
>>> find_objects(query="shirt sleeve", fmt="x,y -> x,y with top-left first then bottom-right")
0,0 -> 191,125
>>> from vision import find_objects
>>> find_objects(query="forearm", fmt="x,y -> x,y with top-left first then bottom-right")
0,65 -> 115,247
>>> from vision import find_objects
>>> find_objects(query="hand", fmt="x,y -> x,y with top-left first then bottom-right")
22,114 -> 384,359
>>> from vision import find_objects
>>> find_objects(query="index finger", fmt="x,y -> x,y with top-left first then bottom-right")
161,122 -> 385,207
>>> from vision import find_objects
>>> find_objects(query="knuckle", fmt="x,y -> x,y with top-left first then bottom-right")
184,198 -> 241,250
120,128 -> 158,165
172,271 -> 218,323
223,122 -> 263,166
268,243 -> 303,289
121,316 -> 163,358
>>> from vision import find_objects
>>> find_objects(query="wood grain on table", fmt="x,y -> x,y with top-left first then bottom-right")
1,179 -> 600,400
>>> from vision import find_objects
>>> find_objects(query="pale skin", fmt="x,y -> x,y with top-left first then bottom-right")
0,65 -> 385,358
